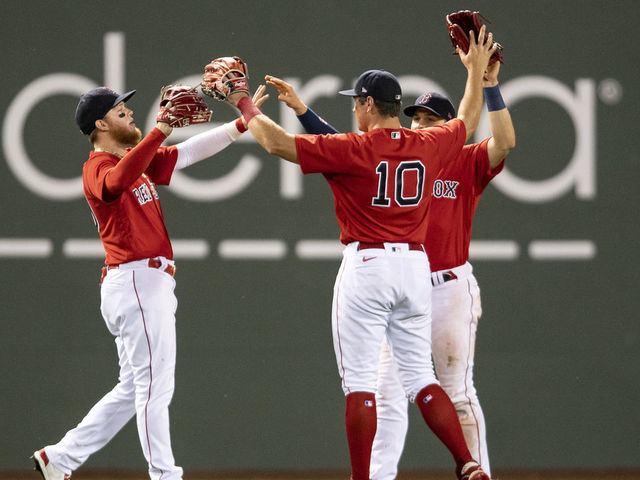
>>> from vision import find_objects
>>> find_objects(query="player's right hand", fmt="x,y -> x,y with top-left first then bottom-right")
265,75 -> 308,115
458,25 -> 497,74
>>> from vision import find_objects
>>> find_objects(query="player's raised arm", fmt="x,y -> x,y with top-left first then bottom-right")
264,75 -> 340,135
201,57 -> 299,163
482,61 -> 515,168
455,25 -> 497,141
96,98 -> 173,196
169,85 -> 272,171
236,93 -> 299,163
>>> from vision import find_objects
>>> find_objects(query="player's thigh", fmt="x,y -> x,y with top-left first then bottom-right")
332,256 -> 391,392
100,269 -> 130,335
386,257 -> 432,368
119,269 -> 178,375
431,276 -> 482,394
332,304 -> 388,392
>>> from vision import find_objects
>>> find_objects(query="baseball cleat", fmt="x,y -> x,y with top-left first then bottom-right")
457,461 -> 490,480
32,449 -> 71,480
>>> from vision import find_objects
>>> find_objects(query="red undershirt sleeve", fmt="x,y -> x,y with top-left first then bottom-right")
103,128 -> 168,195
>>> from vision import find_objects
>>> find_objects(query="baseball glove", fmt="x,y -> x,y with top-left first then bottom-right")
201,56 -> 249,101
446,10 -> 504,65
156,84 -> 212,127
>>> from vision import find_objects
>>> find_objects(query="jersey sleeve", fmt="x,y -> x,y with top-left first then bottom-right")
82,154 -> 119,202
145,145 -> 178,185
295,133 -> 358,175
460,138 -> 504,192
104,127 -> 169,194
419,118 -> 467,169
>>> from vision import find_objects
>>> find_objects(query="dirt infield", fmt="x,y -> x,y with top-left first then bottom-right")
5,471 -> 640,480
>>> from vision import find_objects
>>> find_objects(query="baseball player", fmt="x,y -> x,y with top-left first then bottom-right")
32,85 -> 254,480
262,60 -> 514,478
203,24 -> 497,480
371,59 -> 515,480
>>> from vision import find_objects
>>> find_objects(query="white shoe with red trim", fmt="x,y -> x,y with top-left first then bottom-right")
457,461 -> 490,480
32,449 -> 70,480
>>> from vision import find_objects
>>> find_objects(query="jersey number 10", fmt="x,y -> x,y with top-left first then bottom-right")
372,161 -> 426,207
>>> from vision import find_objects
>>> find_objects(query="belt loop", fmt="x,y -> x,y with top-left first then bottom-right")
148,258 -> 162,269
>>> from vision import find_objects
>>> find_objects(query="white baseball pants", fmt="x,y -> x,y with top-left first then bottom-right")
45,257 -> 182,480
332,242 -> 438,400
370,262 -> 490,479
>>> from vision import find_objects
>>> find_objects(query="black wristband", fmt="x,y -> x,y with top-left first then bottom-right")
483,85 -> 506,112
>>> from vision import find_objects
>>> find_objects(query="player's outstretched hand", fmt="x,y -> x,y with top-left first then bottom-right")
458,25 -> 497,75
265,75 -> 307,115
252,84 -> 269,109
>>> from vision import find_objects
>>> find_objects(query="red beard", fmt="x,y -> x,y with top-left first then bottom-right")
112,124 -> 142,146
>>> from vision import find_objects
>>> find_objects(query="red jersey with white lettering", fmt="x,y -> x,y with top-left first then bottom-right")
425,138 -> 504,271
296,119 -> 466,244
83,143 -> 178,265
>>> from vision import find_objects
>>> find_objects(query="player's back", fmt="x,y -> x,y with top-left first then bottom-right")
297,122 -> 465,244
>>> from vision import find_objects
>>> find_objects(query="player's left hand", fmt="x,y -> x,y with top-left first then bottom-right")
264,75 -> 307,115
252,84 -> 269,108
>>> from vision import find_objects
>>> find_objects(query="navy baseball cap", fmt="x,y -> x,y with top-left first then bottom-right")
75,87 -> 136,134
403,92 -> 456,120
339,69 -> 402,102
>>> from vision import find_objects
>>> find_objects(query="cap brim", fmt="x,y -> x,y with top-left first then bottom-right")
113,90 -> 136,107
403,105 -> 443,118
338,88 -> 357,97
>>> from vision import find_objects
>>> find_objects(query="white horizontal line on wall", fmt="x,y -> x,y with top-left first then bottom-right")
0,238 -> 53,257
528,240 -> 596,260
295,240 -> 343,259
2,238 -> 598,262
63,239 -> 104,258
171,239 -> 210,259
218,239 -> 287,260
63,238 -> 211,260
469,240 -> 520,260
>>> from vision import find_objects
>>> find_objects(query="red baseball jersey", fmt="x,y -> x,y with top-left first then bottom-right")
425,138 -> 504,271
83,141 -> 178,266
295,119 -> 466,244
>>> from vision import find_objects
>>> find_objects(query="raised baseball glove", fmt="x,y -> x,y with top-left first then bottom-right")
446,10 -> 503,65
156,84 -> 212,127
201,56 -> 249,101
